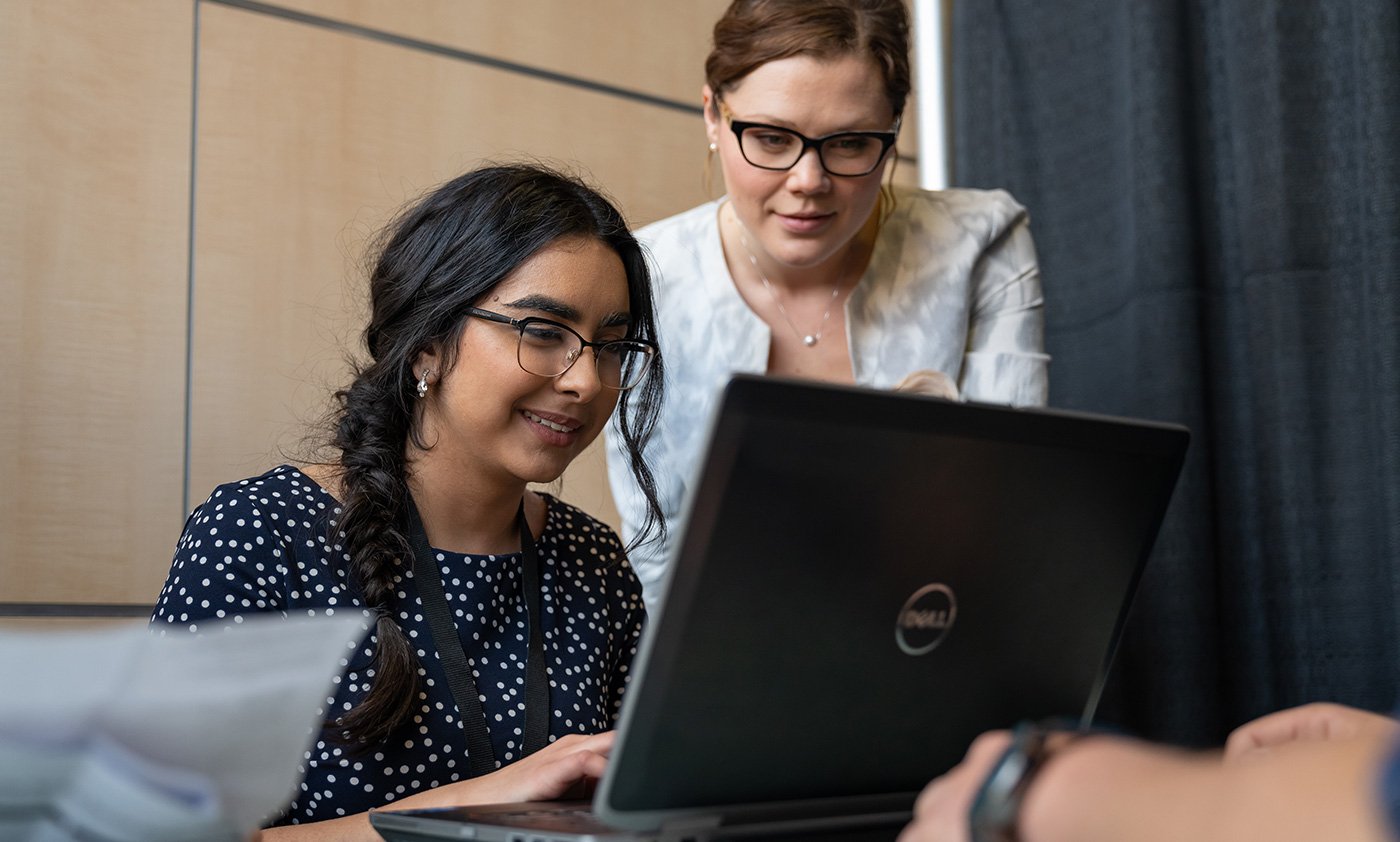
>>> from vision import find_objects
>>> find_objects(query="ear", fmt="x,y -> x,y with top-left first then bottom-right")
412,346 -> 442,386
701,84 -> 721,148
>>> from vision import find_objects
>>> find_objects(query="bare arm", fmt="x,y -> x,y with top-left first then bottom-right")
1023,729 -> 1395,842
901,709 -> 1399,842
259,732 -> 613,842
1224,702 -> 1400,761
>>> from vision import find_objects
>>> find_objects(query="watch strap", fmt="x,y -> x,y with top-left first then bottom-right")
968,720 -> 1084,842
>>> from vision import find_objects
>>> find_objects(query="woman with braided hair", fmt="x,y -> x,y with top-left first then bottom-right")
152,164 -> 665,840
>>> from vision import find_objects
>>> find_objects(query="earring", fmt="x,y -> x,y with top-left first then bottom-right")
416,369 -> 431,399
703,144 -> 718,198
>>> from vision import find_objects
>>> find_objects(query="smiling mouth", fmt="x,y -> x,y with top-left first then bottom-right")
522,410 -> 580,434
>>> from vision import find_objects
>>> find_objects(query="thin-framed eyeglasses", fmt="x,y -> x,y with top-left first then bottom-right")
716,98 -> 900,177
465,307 -> 657,390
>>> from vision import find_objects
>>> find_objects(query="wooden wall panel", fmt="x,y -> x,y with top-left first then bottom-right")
0,617 -> 145,632
187,4 -> 711,522
260,0 -> 731,105
2,0 -> 932,615
224,0 -> 921,187
0,0 -> 192,604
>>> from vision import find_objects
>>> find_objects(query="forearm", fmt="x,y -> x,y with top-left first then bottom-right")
1018,738 -> 1218,842
258,731 -> 615,840
1021,735 -> 1396,842
254,778 -> 462,840
259,813 -> 375,842
258,777 -> 491,842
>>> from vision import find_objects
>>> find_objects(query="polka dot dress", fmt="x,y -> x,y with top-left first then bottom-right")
151,465 -> 646,825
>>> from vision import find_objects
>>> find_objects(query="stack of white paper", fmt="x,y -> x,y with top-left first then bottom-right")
0,613 -> 368,842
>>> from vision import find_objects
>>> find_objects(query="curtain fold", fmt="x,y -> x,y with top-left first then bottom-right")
955,0 -> 1400,745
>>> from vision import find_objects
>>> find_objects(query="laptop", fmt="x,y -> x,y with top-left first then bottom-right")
371,375 -> 1190,842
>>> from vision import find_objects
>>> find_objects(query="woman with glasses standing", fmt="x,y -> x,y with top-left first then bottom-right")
607,0 -> 1049,614
152,164 -> 665,840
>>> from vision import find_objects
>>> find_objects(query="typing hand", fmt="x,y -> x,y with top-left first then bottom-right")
444,731 -> 617,805
897,731 -> 1013,842
893,370 -> 959,400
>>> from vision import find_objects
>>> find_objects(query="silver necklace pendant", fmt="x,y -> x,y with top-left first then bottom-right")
736,220 -> 842,352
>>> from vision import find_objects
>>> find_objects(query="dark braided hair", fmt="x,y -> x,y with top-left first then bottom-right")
330,164 -> 665,746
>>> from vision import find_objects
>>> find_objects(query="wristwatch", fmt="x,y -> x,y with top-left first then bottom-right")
967,720 -> 1071,842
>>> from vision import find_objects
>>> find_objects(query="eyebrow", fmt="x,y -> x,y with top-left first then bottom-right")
732,107 -> 894,135
747,117 -> 893,136
505,294 -> 632,331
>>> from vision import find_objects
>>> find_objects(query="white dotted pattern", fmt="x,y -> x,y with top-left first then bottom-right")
151,466 -> 645,825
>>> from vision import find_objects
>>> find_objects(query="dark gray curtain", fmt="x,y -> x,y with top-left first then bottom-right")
955,0 -> 1400,746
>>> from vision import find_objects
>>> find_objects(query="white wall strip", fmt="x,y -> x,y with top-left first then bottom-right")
912,0 -> 952,190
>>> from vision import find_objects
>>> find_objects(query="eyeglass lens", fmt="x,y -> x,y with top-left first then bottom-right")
516,322 -> 652,389
739,127 -> 887,176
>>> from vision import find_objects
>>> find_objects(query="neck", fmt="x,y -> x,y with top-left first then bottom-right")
405,447 -> 529,555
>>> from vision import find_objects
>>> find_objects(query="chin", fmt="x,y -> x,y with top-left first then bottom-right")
515,456 -> 575,487
761,228 -> 846,262
772,242 -> 845,269
519,467 -> 567,487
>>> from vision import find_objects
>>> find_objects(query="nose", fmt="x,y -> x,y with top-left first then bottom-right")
554,346 -> 604,402
785,147 -> 829,194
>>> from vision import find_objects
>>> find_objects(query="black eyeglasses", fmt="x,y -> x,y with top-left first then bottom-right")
466,307 -> 657,390
717,99 -> 899,177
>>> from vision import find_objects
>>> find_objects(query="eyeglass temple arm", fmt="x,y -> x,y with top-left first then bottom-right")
465,307 -> 516,326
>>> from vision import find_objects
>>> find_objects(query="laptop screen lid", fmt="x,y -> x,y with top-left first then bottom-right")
368,375 -> 1190,842
594,375 -> 1189,831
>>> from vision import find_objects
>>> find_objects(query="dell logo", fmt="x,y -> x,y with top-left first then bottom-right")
896,583 -> 957,655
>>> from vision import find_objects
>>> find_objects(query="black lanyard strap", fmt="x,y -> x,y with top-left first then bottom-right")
406,495 -> 550,778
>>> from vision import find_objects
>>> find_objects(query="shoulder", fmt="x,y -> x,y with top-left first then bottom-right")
892,184 -> 1026,218
184,465 -> 336,541
192,463 -> 332,512
889,185 -> 1029,239
637,201 -> 719,248
157,466 -> 346,626
541,496 -> 626,553
538,496 -> 637,575
635,202 -> 721,280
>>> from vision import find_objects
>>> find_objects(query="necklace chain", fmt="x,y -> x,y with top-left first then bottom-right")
735,220 -> 842,348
